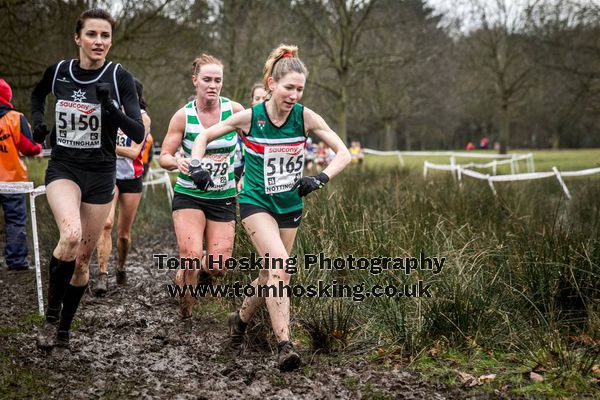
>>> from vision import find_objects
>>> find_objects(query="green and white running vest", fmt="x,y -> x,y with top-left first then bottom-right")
239,102 -> 306,214
174,97 -> 237,199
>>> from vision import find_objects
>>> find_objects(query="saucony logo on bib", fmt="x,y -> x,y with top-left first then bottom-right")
71,89 -> 87,102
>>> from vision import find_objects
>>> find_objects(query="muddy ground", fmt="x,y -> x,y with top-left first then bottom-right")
0,234 -> 475,399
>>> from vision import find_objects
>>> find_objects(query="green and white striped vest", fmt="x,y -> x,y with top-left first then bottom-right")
174,97 -> 237,199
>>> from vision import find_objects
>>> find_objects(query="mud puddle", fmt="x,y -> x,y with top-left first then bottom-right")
0,233 -> 467,399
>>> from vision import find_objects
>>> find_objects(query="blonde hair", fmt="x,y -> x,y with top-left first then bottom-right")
262,44 -> 308,93
192,54 -> 223,76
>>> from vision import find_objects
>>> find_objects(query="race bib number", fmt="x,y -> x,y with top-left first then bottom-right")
116,129 -> 131,147
55,100 -> 101,149
264,143 -> 304,194
201,153 -> 230,191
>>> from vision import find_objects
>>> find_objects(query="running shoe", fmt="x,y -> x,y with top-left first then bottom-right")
36,319 -> 58,350
55,330 -> 70,349
179,294 -> 194,320
52,330 -> 71,358
277,341 -> 301,372
116,270 -> 127,285
94,272 -> 108,296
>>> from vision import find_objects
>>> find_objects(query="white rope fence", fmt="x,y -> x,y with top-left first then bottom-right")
0,169 -> 173,316
424,161 -> 600,200
363,148 -> 534,173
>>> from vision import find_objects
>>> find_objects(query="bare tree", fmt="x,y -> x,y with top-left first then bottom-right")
464,0 -> 534,153
292,0 -> 380,144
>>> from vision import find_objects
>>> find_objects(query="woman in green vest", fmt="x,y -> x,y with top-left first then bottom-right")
159,54 -> 244,319
190,44 -> 351,371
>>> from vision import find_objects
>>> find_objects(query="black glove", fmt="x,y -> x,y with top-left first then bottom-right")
33,124 -> 50,144
189,165 -> 214,191
96,82 -> 116,113
292,172 -> 329,197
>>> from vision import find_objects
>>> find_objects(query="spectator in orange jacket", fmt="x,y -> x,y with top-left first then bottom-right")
0,78 -> 42,270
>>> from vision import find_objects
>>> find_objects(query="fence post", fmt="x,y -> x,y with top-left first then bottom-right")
30,188 -> 45,316
552,166 -> 572,200
488,177 -> 497,196
397,153 -> 405,167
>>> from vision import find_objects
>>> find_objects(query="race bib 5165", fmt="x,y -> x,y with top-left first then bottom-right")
263,143 -> 304,194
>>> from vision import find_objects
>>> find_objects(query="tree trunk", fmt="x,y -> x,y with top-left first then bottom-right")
383,120 -> 396,150
338,84 -> 348,145
499,102 -> 510,154
551,127 -> 561,150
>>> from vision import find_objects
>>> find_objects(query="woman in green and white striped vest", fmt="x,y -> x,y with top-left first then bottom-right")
159,54 -> 244,319
190,44 -> 351,371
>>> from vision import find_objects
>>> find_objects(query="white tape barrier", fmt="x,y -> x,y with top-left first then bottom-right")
0,182 -> 46,315
423,162 -> 600,199
364,148 -> 534,172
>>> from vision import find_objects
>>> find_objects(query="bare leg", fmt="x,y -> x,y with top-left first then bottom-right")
72,201 -> 113,287
239,213 -> 297,342
55,199 -> 112,348
239,221 -> 297,324
46,180 -> 82,261
172,208 -> 206,318
204,219 -> 236,277
96,189 -> 118,275
116,192 -> 142,271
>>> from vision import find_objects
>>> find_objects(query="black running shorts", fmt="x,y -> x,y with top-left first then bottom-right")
172,191 -> 236,222
45,159 -> 115,205
116,177 -> 143,194
239,203 -> 302,228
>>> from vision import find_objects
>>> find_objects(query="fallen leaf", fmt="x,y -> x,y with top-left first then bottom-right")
429,341 -> 442,358
377,347 -> 385,357
332,330 -> 343,339
591,364 -> 600,376
458,371 -> 478,387
478,374 -> 497,383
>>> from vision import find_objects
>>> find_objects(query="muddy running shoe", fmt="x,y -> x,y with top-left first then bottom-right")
94,272 -> 108,296
55,330 -> 70,348
116,270 -> 127,285
277,341 -> 301,372
179,293 -> 195,320
36,319 -> 58,350
52,330 -> 70,358
227,311 -> 247,355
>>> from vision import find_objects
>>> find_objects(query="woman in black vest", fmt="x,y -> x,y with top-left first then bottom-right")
31,8 -> 144,352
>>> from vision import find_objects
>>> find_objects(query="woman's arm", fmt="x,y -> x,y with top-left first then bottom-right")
105,68 -> 144,144
159,109 -> 189,173
190,108 -> 252,160
303,107 -> 351,179
31,65 -> 55,128
116,112 -> 150,160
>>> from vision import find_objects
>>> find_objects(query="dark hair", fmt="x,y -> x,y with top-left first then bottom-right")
75,8 -> 116,35
250,82 -> 264,99
134,79 -> 148,110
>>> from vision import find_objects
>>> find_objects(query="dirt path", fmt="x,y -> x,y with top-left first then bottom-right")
0,234 -> 465,399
